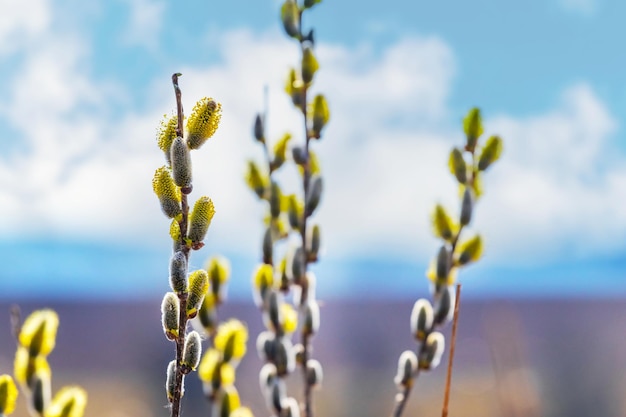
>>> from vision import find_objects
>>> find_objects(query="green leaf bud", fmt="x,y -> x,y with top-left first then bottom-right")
270,182 -> 282,218
263,227 -> 273,265
431,204 -> 456,241
303,300 -> 320,336
306,175 -> 323,216
478,135 -> 503,171
188,196 -> 215,245
301,46 -> 319,85
157,114 -> 178,164
448,147 -> 467,184
394,350 -> 417,389
246,160 -> 268,199
272,133 -> 292,171
436,245 -> 451,283
166,360 -> 177,403
161,292 -> 180,340
280,0 -> 300,38
307,224 -> 321,262
169,251 -> 187,294
152,166 -> 182,219
410,299 -> 433,342
0,374 -> 18,416
311,94 -> 330,138
170,136 -> 192,190
460,187 -> 473,226
463,107 -> 483,152
254,113 -> 265,143
186,97 -> 222,150
182,331 -> 202,372
457,235 -> 483,265
419,332 -> 445,371
305,359 -> 323,387
187,269 -> 209,318
434,286 -> 455,325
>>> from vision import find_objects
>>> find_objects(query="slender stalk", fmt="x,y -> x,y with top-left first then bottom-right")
391,386 -> 412,417
170,72 -> 190,417
441,284 -> 462,417
297,27 -> 315,417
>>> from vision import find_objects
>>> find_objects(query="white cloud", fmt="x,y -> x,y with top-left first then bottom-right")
119,0 -> 165,49
0,0 -> 51,54
559,0 -> 598,15
0,15 -> 624,270
480,84 -> 624,263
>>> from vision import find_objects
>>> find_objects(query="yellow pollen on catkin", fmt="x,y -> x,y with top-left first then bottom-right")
44,386 -> 87,417
214,319 -> 248,361
186,97 -> 222,150
157,114 -> 179,156
0,374 -> 18,415
19,309 -> 59,356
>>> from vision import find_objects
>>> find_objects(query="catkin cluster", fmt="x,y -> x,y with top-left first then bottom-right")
246,2 -> 328,417
154,75 -> 225,417
393,108 -> 503,415
12,310 -> 87,417
195,257 -> 254,417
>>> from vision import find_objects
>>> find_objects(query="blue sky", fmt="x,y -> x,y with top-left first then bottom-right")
1,0 -> 625,300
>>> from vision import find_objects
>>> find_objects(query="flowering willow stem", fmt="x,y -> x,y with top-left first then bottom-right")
170,73 -> 190,417
296,9 -> 315,417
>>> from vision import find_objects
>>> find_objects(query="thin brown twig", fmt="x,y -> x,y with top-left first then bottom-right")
441,284 -> 462,417
295,10 -> 315,417
170,72 -> 190,417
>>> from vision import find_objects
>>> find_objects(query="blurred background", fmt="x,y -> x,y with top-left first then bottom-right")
1,0 -> 626,416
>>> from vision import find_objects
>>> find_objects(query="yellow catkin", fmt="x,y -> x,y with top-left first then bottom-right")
157,115 -> 179,159
214,320 -> 248,361
311,94 -> 330,136
188,196 -> 215,243
19,310 -> 59,357
187,270 -> 209,317
280,304 -> 298,334
0,374 -> 18,415
186,97 -> 222,150
44,386 -> 87,417
152,167 -> 182,218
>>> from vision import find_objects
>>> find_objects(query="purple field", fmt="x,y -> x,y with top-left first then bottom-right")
0,298 -> 624,417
